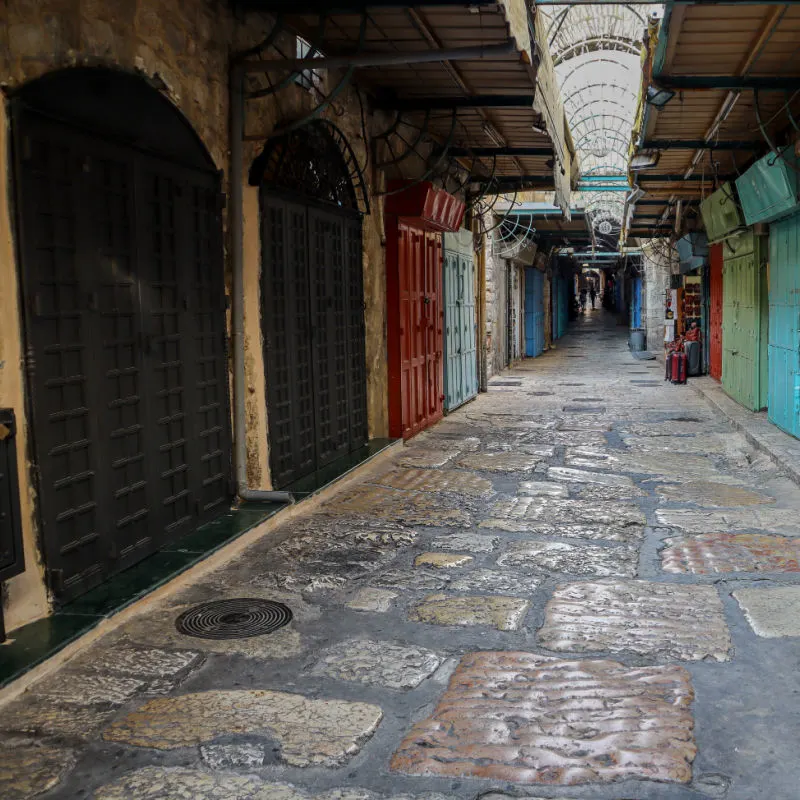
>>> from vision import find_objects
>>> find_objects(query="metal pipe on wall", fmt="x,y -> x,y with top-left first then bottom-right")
229,62 -> 293,505
475,224 -> 488,392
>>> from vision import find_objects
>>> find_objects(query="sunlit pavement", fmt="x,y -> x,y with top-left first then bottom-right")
4,308 -> 800,800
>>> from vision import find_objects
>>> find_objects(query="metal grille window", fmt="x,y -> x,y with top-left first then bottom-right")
295,36 -> 325,93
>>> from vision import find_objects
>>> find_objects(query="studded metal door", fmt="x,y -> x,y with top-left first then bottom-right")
443,231 -> 477,412
261,196 -> 367,487
14,109 -> 232,601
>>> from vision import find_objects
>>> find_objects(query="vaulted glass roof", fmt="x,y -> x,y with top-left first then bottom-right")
539,3 -> 658,239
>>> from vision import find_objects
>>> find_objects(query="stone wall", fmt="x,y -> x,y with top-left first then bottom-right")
642,240 -> 679,354
0,0 -> 390,629
484,240 -> 508,379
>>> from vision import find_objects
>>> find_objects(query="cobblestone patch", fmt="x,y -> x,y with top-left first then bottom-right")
111,600 -> 305,661
481,518 -> 644,543
103,690 -> 382,766
497,541 -> 637,577
450,570 -> 542,596
431,532 -> 499,552
390,651 -> 695,784
656,507 -> 798,534
96,767 -> 455,800
519,430 -> 608,447
346,588 -> 398,612
572,483 -> 647,501
409,594 -> 530,630
564,447 -> 620,469
394,448 -> 460,468
309,639 -> 441,689
0,741 -> 75,799
322,485 -> 473,527
454,452 -> 545,473
733,586 -> 800,637
547,467 -> 635,488
370,467 -> 493,497
656,481 -> 774,507
662,533 -> 800,574
618,453 -> 731,481
539,580 -> 731,661
414,552 -> 473,569
500,496 -> 646,526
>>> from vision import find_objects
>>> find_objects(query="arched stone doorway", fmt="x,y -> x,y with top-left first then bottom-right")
11,68 -> 232,601
252,120 -> 368,488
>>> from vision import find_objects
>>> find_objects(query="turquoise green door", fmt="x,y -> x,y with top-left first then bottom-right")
443,230 -> 478,412
768,214 -> 800,437
722,230 -> 769,411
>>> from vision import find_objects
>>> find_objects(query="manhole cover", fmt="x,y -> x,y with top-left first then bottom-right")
667,415 -> 704,423
490,380 -> 522,387
530,391 -> 553,396
175,599 -> 292,639
572,397 -> 603,401
563,405 -> 606,413
566,355 -> 584,358
558,383 -> 585,386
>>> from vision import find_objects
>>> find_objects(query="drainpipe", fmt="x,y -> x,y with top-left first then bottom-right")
229,62 -> 293,504
475,223 -> 488,392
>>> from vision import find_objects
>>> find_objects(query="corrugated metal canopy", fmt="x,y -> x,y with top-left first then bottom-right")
236,2 -> 571,195
627,1 -> 800,242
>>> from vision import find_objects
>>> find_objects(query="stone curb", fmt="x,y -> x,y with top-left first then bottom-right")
689,376 -> 800,488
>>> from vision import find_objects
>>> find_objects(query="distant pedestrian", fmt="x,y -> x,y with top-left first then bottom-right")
579,288 -> 587,313
589,286 -> 597,309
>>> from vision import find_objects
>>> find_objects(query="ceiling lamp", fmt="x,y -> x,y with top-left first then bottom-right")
598,220 -> 613,234
630,150 -> 661,170
646,85 -> 675,110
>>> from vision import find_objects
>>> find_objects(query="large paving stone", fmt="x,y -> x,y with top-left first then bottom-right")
454,452 -> 546,472
496,541 -> 637,577
346,588 -> 398,612
662,533 -> 800,574
414,552 -> 473,569
488,496 -> 645,526
431,532 -> 499,552
33,671 -> 147,706
322,485 -> 472,527
370,569 -> 451,592
409,594 -> 530,631
539,580 -> 731,661
370,467 -> 493,497
0,699 -> 115,739
449,569 -> 542,596
618,453 -> 730,482
547,467 -> 635,488
656,481 -> 774,507
103,690 -> 382,766
309,639 -> 441,690
394,448 -> 460,468
733,586 -> 800,637
517,481 -> 569,497
390,651 -> 695,784
656,507 -> 798,534
0,742 -> 75,799
482,519 -> 644,544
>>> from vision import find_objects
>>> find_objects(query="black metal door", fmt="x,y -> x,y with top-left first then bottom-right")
261,195 -> 367,488
14,109 -> 232,601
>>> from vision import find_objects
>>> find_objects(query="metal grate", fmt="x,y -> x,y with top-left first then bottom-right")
490,380 -> 522,387
563,405 -> 606,413
529,391 -> 553,396
175,599 -> 292,640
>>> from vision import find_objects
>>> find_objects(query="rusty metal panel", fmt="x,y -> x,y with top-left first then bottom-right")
709,243 -> 724,381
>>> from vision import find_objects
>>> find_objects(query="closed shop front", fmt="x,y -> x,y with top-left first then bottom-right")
709,243 -> 724,381
722,230 -> 769,411
767,215 -> 800,437
525,267 -> 545,357
256,123 -> 368,488
12,71 -> 232,601
443,230 -> 478,412
386,182 -> 465,439
736,150 -> 800,437
631,276 -> 643,329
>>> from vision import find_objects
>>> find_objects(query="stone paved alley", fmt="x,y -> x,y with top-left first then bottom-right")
3,310 -> 800,800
